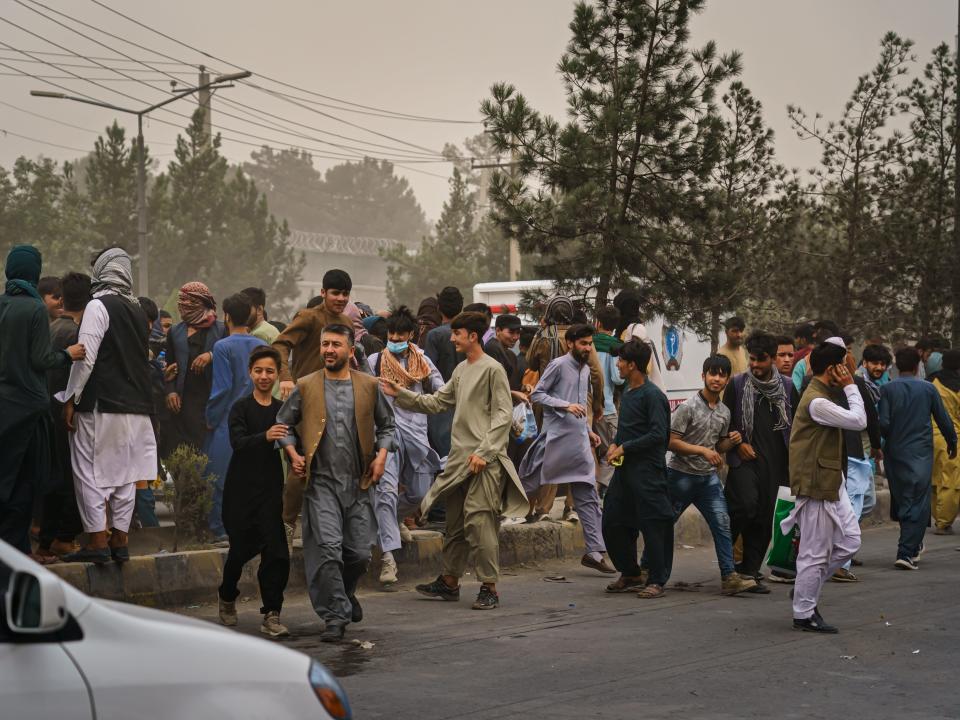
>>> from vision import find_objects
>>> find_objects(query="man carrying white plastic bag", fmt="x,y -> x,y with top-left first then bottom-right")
781,339 -> 866,634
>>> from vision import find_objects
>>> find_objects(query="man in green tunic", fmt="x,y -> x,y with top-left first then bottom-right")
380,311 -> 527,610
0,246 -> 84,553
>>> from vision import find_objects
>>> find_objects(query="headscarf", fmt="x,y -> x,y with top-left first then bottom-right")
177,281 -> 217,328
543,295 -> 574,325
91,247 -> 137,302
741,371 -> 790,443
362,315 -> 382,333
416,297 -> 441,343
4,245 -> 42,301
379,342 -> 432,388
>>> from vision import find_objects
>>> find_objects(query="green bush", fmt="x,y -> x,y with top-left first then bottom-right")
163,444 -> 214,551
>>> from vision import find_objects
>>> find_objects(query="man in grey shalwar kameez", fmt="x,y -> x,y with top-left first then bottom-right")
278,323 -> 395,643
519,324 -> 615,574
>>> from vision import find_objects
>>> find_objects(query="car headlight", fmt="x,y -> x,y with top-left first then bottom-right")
309,660 -> 352,720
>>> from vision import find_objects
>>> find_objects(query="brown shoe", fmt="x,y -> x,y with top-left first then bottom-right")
581,554 -> 617,574
721,572 -> 758,595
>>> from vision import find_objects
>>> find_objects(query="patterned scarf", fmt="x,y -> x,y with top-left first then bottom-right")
92,247 -> 137,302
855,367 -> 882,406
543,295 -> 573,325
379,343 -> 431,388
741,371 -> 789,443
178,281 -> 217,328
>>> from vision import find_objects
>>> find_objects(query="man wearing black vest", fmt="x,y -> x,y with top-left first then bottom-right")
58,248 -> 157,565
782,339 -> 866,633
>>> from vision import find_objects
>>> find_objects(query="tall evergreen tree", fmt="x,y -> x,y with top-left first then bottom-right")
481,0 -> 740,311
86,121 -> 142,252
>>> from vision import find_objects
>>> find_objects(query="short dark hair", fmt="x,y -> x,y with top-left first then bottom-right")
942,349 -> 960,372
616,339 -> 652,373
793,323 -> 815,344
564,323 -> 594,343
307,295 -> 324,309
138,296 -> 159,323
571,308 -> 589,324
703,354 -> 732,377
450,311 -> 488,341
223,293 -> 253,326
464,302 -> 492,319
248,344 -> 281,370
810,342 -> 847,375
895,346 -> 921,373
322,269 -> 352,292
745,331 -> 777,359
841,333 -> 854,347
495,314 -> 522,331
862,344 -> 892,366
596,305 -> 620,332
60,272 -> 91,312
159,309 -> 172,319
519,327 -> 536,350
774,335 -> 794,349
269,320 -> 287,333
321,323 -> 355,346
38,276 -> 61,297
814,320 -> 840,341
915,337 -> 935,351
724,316 -> 745,331
241,287 -> 266,308
437,286 -> 464,319
386,305 -> 417,335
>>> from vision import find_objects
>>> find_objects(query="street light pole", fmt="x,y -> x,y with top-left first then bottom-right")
30,70 -> 251,295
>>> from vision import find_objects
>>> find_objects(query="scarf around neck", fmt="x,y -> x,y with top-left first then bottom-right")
4,244 -> 42,302
379,343 -> 431,388
178,281 -> 217,328
741,371 -> 789,443
593,331 -> 622,355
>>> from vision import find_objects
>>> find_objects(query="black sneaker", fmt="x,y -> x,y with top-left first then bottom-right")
472,585 -> 499,610
64,547 -> 111,565
416,576 -> 460,601
793,609 -> 838,634
747,579 -> 771,594
110,546 -> 130,564
320,624 -> 345,643
350,595 -> 363,623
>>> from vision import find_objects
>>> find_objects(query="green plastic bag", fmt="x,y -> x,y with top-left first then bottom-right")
766,486 -> 799,575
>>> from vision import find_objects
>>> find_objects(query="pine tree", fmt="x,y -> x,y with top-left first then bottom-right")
85,121 -> 142,252
481,0 -> 740,311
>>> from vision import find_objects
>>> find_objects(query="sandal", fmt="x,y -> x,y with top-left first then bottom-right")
637,584 -> 665,599
605,575 -> 646,593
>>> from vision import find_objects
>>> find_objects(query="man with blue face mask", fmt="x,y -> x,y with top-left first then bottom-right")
368,306 -> 444,586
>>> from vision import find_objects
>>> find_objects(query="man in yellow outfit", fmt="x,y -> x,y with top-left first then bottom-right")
931,349 -> 960,534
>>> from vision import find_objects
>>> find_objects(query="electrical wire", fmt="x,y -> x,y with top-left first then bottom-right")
0,98 -> 175,144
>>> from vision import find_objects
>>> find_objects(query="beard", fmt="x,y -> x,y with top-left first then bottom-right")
324,356 -> 348,372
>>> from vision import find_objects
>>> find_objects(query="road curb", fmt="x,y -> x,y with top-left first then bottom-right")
47,489 -> 890,608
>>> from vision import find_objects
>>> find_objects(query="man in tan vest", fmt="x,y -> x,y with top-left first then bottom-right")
782,338 -> 866,633
277,323 -> 395,643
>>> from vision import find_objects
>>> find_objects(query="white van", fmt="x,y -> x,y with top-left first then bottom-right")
474,280 -> 712,409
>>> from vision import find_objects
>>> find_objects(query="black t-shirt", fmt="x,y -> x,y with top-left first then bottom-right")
222,395 -> 284,532
484,338 -> 520,391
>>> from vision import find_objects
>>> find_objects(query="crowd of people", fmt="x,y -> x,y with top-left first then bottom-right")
1,243 -> 958,642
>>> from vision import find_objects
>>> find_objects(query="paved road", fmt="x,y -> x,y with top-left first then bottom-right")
179,524 -> 959,719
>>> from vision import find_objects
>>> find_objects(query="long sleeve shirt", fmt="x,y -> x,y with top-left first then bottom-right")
56,298 -> 110,405
809,384 -> 867,431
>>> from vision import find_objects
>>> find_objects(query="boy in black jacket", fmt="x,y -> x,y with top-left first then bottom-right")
218,345 -> 290,638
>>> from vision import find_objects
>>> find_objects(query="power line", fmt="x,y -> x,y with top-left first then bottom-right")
1,126 -> 93,153
87,0 -> 480,125
0,98 -> 176,144
0,52 -> 198,73
13,1 -> 449,159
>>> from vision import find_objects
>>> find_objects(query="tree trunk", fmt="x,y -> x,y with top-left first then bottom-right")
953,1 -> 960,344
710,306 -> 721,354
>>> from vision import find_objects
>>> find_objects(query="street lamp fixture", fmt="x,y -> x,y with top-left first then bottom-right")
30,71 -> 252,295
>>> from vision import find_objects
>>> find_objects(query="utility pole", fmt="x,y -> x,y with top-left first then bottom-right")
198,65 -> 213,146
31,70 -> 250,295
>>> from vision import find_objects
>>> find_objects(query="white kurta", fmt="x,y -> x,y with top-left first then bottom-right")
781,384 -> 866,619
56,295 -> 157,531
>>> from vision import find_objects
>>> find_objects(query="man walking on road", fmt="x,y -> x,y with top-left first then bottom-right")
930,350 -> 960,534
519,324 -> 616,575
381,311 -> 528,610
783,340 -> 866,633
666,355 -> 756,595
879,347 -> 957,570
277,323 -> 395,642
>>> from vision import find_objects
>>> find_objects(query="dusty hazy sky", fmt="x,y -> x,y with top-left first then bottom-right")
0,0 -> 955,224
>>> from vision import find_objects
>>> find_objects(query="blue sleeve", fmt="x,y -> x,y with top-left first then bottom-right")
791,358 -> 806,392
878,386 -> 892,437
204,341 -> 233,429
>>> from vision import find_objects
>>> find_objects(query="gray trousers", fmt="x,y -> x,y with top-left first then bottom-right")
570,481 -> 606,554
301,480 -> 376,628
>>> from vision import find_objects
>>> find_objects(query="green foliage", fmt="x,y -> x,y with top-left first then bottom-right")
482,0 -> 741,311
244,150 -> 430,245
163,443 -> 215,550
148,110 -> 302,318
382,167 -> 508,308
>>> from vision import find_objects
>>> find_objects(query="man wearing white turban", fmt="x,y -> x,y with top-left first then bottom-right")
57,247 -> 157,564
